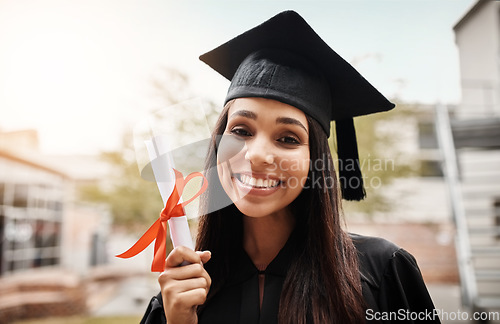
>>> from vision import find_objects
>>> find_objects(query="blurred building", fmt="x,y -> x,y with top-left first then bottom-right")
350,1 -> 500,296
454,0 -> 500,119
0,129 -> 111,276
347,102 -> 460,284
0,148 -> 68,274
0,129 -> 113,322
437,0 -> 500,317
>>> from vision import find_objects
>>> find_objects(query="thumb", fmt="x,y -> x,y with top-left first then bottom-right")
196,250 -> 212,264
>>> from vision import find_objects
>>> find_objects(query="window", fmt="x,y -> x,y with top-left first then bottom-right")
1,182 -> 63,275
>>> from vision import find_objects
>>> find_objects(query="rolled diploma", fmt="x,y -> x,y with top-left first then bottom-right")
144,136 -> 194,250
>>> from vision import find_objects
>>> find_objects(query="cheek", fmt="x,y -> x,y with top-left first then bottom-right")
216,158 -> 234,187
217,135 -> 245,163
279,149 -> 310,177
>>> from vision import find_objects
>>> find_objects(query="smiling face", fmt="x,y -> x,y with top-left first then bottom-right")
217,97 -> 310,218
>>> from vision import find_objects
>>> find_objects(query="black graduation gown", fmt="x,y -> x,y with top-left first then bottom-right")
140,233 -> 440,324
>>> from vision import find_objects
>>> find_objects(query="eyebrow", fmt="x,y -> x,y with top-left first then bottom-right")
276,117 -> 308,134
229,109 -> 308,134
229,110 -> 257,120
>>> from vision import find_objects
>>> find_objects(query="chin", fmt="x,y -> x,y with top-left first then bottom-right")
234,202 -> 282,218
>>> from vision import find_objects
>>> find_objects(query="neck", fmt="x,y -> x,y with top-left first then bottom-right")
243,210 -> 295,270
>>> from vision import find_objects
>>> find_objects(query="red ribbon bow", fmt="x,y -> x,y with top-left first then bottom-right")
116,168 -> 208,272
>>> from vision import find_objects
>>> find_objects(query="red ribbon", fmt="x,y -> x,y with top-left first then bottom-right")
116,168 -> 208,272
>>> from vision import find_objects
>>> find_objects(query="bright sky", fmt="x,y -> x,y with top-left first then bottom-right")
0,0 -> 476,154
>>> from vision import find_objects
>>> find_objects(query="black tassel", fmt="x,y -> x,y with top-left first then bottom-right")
336,118 -> 366,201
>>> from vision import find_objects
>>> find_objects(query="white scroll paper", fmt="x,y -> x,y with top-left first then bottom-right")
144,136 -> 194,250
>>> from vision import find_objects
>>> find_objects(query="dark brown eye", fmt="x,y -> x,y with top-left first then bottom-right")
230,127 -> 252,137
278,136 -> 300,145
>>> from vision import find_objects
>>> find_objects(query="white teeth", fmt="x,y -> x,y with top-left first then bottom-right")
238,174 -> 278,188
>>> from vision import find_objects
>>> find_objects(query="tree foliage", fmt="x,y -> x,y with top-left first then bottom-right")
333,101 -> 420,219
79,132 -> 164,230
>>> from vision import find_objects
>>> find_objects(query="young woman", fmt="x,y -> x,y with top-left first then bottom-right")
141,11 -> 440,324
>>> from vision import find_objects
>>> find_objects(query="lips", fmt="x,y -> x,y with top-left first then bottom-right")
233,173 -> 282,189
233,173 -> 282,192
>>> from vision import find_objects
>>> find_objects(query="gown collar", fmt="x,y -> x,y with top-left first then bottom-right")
228,228 -> 299,285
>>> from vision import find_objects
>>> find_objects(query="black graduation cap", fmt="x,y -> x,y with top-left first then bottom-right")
199,10 -> 395,201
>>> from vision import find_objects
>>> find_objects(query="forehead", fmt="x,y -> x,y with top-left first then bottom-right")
228,97 -> 308,126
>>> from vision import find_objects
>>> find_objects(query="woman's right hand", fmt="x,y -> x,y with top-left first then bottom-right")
158,246 -> 212,324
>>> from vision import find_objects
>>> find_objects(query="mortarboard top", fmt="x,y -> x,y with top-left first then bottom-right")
199,10 -> 396,201
199,10 -> 395,128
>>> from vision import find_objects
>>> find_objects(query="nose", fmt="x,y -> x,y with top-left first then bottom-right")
244,136 -> 274,165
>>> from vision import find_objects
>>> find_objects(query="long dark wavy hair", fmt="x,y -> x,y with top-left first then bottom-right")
196,102 -> 366,323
